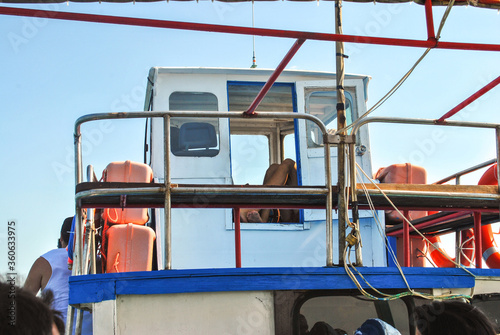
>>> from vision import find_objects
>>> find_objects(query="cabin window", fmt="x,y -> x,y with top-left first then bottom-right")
305,90 -> 354,148
169,92 -> 220,157
296,295 -> 410,335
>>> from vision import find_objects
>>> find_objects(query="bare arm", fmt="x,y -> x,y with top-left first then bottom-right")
24,257 -> 51,295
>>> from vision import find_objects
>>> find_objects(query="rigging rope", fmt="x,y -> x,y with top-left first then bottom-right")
337,0 -> 457,134
341,162 -> 476,301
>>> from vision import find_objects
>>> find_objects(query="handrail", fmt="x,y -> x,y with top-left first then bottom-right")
350,116 -> 500,268
433,158 -> 497,185
73,110 -> 333,273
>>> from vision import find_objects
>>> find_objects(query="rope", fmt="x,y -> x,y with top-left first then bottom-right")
340,162 -> 476,301
337,0 -> 457,134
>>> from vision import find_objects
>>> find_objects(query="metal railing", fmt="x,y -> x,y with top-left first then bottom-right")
349,116 -> 500,268
73,110 -> 335,276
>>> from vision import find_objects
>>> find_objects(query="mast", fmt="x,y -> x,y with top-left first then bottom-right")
335,0 -> 362,266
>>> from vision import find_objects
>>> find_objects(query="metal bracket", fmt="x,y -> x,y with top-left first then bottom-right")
324,134 -> 356,145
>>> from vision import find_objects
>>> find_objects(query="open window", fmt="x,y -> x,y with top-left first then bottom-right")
227,81 -> 304,229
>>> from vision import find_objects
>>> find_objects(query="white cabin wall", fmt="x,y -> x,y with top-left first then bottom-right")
147,68 -> 386,269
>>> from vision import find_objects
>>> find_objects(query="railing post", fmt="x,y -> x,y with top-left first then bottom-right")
403,210 -> 410,267
234,208 -> 242,268
164,115 -> 172,270
474,212 -> 483,268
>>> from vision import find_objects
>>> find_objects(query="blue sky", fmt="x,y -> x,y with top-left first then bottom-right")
0,1 -> 499,277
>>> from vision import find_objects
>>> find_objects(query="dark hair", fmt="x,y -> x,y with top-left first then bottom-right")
0,281 -> 54,335
61,216 -> 74,245
414,300 -> 496,335
41,289 -> 65,335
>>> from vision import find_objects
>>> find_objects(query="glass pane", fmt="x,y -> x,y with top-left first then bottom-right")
169,92 -> 220,157
305,90 -> 353,148
297,295 -> 410,335
227,83 -> 293,112
230,134 -> 270,185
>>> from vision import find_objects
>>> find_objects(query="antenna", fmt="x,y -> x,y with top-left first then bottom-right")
250,1 -> 257,68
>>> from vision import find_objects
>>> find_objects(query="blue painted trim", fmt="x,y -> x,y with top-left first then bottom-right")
67,266 -> 494,305
387,236 -> 398,268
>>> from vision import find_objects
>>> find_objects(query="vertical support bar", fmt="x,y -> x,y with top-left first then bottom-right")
335,0 -> 347,266
71,127 -> 84,335
65,306 -> 75,335
245,38 -> 306,115
234,208 -> 242,268
325,141 -> 333,267
86,165 -> 96,275
473,212 -> 482,268
455,230 -> 461,267
403,210 -> 410,267
496,127 -> 500,195
73,129 -> 83,275
424,0 -> 436,42
349,142 -> 362,265
164,115 -> 172,270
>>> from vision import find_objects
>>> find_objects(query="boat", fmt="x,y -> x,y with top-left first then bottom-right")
1,1 -> 500,334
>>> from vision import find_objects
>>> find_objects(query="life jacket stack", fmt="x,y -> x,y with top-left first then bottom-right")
102,160 -> 156,273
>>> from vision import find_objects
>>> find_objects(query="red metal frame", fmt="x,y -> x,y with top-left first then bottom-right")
245,38 -> 305,115
1,7 -> 500,52
424,0 -> 436,44
3,4 -> 498,269
234,208 -> 242,268
437,75 -> 500,123
473,211 -> 483,268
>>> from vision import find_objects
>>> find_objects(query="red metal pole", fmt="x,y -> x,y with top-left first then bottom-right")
1,7 -> 500,52
473,211 -> 483,268
403,210 -> 410,267
245,38 -> 305,115
437,76 -> 500,123
234,208 -> 242,268
387,211 -> 471,237
424,0 -> 436,43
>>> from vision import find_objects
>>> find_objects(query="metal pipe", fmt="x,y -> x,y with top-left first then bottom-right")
335,0 -> 347,267
357,188 -> 500,200
424,0 -> 436,43
403,210 -> 410,267
234,208 -> 241,268
2,7 -> 500,52
351,117 -> 500,136
164,115 -> 172,270
437,76 -> 500,123
496,127 -> 500,195
350,142 -> 363,265
455,230 -> 461,267
245,38 -> 306,115
73,128 -> 83,276
387,211 -> 472,237
473,212 -> 483,268
433,158 -> 496,185
172,186 -> 329,194
325,142 -> 334,267
75,111 -> 328,135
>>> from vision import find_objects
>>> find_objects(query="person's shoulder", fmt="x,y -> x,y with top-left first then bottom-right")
41,248 -> 66,259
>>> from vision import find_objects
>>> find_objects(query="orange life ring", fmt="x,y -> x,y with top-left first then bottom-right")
427,229 -> 474,267
478,164 -> 500,268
